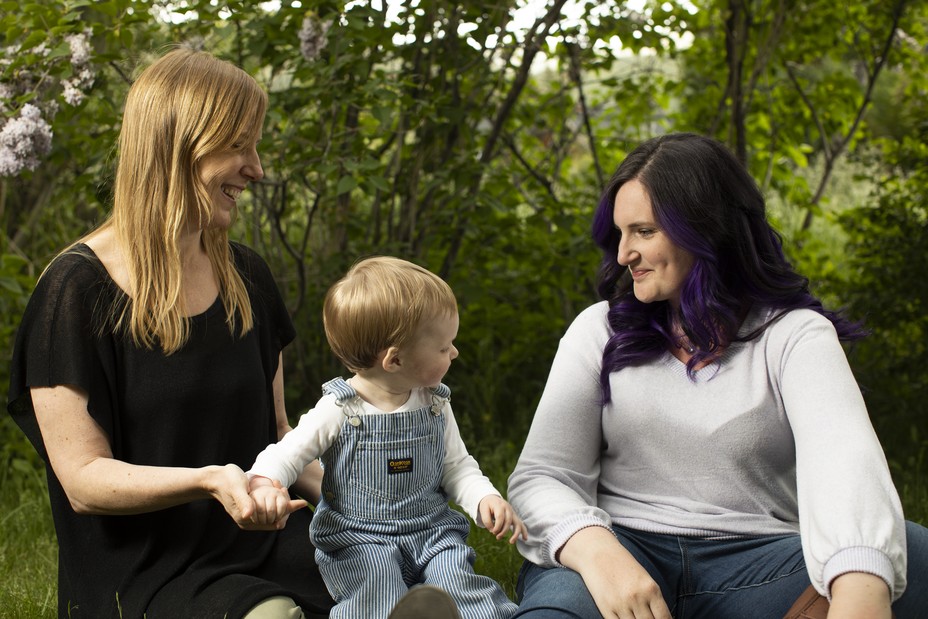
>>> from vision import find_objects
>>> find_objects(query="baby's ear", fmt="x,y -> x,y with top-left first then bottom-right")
381,346 -> 402,372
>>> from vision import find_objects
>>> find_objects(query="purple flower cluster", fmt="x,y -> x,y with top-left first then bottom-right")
299,13 -> 331,62
0,31 -> 96,176
61,32 -> 96,106
0,104 -> 53,176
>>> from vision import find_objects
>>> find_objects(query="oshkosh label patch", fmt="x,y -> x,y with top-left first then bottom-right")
388,457 -> 413,474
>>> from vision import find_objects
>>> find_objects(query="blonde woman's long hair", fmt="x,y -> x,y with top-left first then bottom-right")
98,48 -> 266,353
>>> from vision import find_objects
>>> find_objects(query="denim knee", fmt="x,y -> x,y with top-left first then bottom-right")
892,520 -> 928,619
512,560 -> 600,618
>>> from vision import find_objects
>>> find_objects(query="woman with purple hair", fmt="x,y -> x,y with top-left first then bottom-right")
507,133 -> 927,619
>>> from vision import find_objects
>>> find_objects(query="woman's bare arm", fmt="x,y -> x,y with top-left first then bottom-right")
828,572 -> 892,619
32,384 -> 266,527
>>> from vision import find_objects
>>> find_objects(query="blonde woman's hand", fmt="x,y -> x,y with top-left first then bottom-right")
205,464 -> 260,526
245,474 -> 308,530
205,464 -> 305,530
478,495 -> 528,543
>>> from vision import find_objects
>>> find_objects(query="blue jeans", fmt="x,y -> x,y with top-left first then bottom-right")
513,521 -> 928,618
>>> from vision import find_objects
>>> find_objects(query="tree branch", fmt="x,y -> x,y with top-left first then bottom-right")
784,61 -> 832,161
799,0 -> 905,230
566,41 -> 604,189
501,133 -> 560,203
440,0 -> 569,279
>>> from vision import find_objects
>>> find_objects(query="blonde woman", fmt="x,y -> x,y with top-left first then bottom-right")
7,48 -> 333,618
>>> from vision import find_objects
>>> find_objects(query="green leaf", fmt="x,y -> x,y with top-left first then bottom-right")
336,175 -> 357,195
0,276 -> 22,294
119,27 -> 133,48
372,105 -> 392,127
5,23 -> 23,42
47,41 -> 71,59
19,29 -> 46,49
367,175 -> 391,192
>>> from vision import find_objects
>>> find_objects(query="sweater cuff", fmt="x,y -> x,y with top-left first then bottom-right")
542,514 -> 614,568
822,547 -> 896,601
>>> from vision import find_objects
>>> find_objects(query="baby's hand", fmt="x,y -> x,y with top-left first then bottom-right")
248,476 -> 307,528
478,495 -> 528,544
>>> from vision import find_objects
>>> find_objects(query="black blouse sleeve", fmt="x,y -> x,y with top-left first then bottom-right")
7,247 -> 120,460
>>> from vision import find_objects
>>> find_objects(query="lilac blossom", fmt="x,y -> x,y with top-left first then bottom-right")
65,32 -> 92,66
61,79 -> 84,106
0,30 -> 98,175
0,82 -> 12,114
299,13 -> 331,62
60,31 -> 96,105
0,103 -> 53,176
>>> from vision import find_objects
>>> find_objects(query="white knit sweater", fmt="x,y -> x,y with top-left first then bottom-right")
508,301 -> 906,599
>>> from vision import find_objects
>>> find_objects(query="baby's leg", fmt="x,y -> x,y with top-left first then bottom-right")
317,543 -> 406,619
420,539 -> 518,619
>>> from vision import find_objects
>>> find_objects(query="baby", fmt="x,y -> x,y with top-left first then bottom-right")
247,256 -> 525,619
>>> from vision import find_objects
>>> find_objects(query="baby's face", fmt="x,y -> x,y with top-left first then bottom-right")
398,311 -> 459,388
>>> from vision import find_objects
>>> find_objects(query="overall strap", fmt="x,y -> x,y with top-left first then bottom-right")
321,377 -> 363,426
428,383 -> 451,416
321,377 -> 357,403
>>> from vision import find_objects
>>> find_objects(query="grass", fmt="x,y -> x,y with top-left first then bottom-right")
0,458 -> 57,619
2,449 -> 925,617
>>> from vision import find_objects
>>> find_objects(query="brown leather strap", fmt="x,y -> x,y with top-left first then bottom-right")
783,585 -> 829,619
783,584 -> 896,619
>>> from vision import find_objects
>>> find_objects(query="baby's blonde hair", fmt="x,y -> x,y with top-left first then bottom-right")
323,256 -> 458,372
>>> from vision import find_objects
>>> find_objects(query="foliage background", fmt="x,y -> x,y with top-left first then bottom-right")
2,0 -> 927,615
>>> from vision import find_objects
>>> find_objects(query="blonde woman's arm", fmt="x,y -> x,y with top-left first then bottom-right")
31,384 -> 271,528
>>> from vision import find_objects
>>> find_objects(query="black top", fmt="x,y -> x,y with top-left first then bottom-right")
7,242 -> 333,618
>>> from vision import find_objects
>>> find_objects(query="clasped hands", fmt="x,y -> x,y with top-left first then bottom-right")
238,469 -> 529,543
245,474 -> 308,529
222,465 -> 528,542
204,464 -> 304,531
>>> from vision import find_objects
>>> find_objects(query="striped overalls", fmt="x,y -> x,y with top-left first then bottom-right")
310,378 -> 517,619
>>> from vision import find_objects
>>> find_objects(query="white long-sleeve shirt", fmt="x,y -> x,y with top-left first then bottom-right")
507,301 -> 907,600
250,384 -> 501,523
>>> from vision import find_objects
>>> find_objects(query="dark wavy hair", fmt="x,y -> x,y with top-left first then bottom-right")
591,133 -> 863,401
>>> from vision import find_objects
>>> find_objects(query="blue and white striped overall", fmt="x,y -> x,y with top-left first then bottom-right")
311,378 -> 518,619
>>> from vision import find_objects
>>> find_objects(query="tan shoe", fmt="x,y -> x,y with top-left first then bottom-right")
388,585 -> 462,619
